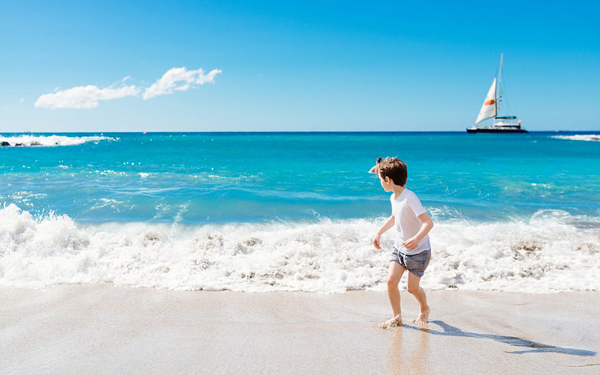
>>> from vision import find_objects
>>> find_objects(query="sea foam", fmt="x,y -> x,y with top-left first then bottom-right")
1,204 -> 599,293
0,135 -> 116,147
551,134 -> 600,142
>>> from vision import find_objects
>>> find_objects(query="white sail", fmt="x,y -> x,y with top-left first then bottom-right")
475,77 -> 497,124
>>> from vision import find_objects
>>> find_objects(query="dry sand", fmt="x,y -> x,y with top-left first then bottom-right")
1,285 -> 599,374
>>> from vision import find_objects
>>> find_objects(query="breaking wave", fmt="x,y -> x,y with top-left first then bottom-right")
1,204 -> 599,293
0,135 -> 116,147
551,134 -> 600,142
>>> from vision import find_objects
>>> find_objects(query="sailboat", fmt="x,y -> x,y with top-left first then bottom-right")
467,54 -> 527,133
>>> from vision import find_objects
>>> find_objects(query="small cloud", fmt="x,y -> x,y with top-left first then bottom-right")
35,84 -> 140,109
35,67 -> 221,109
20,98 -> 25,103
142,67 -> 222,100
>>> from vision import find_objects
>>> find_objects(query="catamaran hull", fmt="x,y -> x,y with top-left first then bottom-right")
467,128 -> 528,133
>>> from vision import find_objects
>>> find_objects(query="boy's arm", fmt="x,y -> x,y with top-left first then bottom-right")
373,215 -> 395,250
403,213 -> 434,251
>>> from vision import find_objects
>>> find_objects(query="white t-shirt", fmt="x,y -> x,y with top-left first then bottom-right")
391,188 -> 431,255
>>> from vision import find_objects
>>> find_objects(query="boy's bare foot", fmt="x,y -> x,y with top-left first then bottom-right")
414,308 -> 430,325
379,314 -> 402,329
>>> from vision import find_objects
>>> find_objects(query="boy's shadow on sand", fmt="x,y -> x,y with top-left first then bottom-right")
404,320 -> 596,357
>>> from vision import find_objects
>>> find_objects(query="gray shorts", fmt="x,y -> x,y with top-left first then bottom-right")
390,248 -> 431,277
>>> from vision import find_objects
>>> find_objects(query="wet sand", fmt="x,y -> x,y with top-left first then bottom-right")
1,285 -> 599,374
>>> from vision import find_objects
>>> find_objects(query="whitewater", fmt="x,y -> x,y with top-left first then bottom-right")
1,204 -> 598,293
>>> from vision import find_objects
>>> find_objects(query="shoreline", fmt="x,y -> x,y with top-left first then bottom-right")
1,285 -> 599,374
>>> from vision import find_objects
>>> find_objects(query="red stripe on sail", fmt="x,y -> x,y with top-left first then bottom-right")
484,99 -> 495,105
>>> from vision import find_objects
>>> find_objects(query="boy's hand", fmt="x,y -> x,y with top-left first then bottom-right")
373,234 -> 381,250
403,237 -> 419,250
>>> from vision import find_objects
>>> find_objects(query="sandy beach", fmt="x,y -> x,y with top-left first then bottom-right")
1,286 -> 598,375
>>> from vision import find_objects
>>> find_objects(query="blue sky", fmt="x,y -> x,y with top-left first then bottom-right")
1,0 -> 599,132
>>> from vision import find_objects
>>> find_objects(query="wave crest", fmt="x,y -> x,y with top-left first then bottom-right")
0,135 -> 116,147
551,134 -> 600,142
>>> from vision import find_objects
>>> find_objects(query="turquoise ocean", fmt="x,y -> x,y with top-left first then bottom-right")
1,132 -> 599,293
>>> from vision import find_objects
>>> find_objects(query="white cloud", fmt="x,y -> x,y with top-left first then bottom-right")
35,84 -> 140,109
142,67 -> 222,100
35,67 -> 222,109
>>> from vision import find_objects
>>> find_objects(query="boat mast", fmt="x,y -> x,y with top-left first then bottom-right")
498,53 -> 503,94
493,53 -> 503,125
497,53 -> 503,121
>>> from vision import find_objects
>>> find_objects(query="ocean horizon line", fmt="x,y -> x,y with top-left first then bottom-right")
2,130 -> 599,135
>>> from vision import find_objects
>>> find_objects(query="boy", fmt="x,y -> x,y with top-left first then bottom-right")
370,157 -> 434,328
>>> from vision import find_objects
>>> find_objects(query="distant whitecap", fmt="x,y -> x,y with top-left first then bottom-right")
551,134 -> 600,142
0,135 -> 117,147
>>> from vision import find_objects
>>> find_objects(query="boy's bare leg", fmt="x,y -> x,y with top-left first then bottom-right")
380,262 -> 405,329
407,272 -> 430,325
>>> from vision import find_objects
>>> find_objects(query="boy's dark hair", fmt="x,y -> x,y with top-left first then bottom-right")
378,157 -> 407,186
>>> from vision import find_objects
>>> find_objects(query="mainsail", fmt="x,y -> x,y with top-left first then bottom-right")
475,77 -> 497,124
